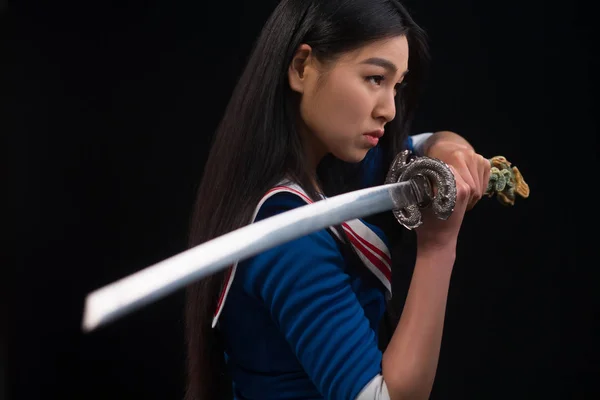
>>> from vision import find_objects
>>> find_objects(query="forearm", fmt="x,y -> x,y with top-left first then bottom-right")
422,130 -> 474,156
381,244 -> 456,400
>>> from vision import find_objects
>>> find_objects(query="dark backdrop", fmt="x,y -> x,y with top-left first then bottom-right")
5,0 -> 596,399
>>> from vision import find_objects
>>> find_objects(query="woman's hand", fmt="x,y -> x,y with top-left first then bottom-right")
415,131 -> 491,250
422,131 -> 491,210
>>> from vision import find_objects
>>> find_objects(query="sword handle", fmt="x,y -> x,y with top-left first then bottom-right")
485,156 -> 530,206
386,151 -> 530,230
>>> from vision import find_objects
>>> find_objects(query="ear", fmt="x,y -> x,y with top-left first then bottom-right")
288,44 -> 313,94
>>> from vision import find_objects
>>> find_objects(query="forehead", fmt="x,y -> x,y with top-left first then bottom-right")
337,36 -> 409,69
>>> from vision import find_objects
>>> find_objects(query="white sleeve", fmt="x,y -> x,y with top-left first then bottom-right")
411,132 -> 433,156
355,374 -> 391,400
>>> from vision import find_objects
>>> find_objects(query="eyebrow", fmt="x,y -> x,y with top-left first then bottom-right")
360,57 -> 409,77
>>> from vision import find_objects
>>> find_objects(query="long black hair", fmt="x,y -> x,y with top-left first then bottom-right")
184,1 -> 429,398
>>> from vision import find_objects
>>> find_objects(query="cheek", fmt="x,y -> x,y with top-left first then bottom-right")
308,82 -> 369,134
328,81 -> 370,123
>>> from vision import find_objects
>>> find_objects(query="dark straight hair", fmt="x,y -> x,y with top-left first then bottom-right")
184,0 -> 429,398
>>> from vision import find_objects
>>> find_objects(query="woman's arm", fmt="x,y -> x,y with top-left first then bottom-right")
418,130 -> 473,155
381,243 -> 455,399
381,130 -> 491,399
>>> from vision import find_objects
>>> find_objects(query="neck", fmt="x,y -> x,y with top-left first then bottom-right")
298,122 -> 327,194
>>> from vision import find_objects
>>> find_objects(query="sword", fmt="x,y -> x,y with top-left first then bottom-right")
82,152 -> 529,332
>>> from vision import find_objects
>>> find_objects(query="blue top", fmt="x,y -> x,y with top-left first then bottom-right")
219,193 -> 389,399
219,140 -> 416,399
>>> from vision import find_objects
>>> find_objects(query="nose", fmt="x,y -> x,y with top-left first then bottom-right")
373,90 -> 396,123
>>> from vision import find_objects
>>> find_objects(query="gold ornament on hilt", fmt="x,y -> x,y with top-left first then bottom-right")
485,156 -> 530,206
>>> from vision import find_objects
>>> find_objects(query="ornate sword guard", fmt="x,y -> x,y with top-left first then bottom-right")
385,150 -> 457,230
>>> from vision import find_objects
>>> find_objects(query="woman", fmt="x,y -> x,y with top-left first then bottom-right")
185,0 -> 491,399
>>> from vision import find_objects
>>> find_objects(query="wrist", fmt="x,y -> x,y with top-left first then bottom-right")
416,238 -> 457,260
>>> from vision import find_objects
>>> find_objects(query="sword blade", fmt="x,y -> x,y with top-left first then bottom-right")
82,180 -> 426,332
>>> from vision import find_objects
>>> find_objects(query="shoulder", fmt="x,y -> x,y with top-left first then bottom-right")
239,189 -> 347,295
255,190 -> 311,221
252,189 -> 342,262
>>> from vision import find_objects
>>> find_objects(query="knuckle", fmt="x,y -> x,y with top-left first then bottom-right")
451,149 -> 468,163
455,181 -> 471,201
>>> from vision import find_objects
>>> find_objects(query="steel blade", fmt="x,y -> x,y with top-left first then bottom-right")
82,180 -> 426,332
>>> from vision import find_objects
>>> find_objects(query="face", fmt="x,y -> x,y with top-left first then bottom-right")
288,35 -> 409,165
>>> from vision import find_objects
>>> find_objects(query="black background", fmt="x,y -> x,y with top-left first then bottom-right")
5,0 -> 597,399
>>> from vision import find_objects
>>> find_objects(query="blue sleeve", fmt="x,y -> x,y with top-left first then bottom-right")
245,193 -> 383,400
405,135 -> 415,153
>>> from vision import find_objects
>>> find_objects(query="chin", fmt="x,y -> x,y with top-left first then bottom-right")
333,149 -> 369,164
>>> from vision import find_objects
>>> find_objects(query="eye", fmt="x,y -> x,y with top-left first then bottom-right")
366,75 -> 385,85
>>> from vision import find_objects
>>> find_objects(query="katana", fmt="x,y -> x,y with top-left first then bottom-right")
82,151 -> 529,332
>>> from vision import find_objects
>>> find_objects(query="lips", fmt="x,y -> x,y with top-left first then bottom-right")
363,130 -> 383,147
363,129 -> 384,139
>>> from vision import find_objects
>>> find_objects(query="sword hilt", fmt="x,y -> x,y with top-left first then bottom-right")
385,150 -> 456,230
385,151 -> 530,230
485,155 -> 530,206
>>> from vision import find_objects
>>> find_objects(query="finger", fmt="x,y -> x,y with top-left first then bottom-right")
478,156 -> 487,195
463,155 -> 482,210
448,165 -> 470,208
457,154 -> 478,194
469,155 -> 491,209
482,157 -> 491,194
